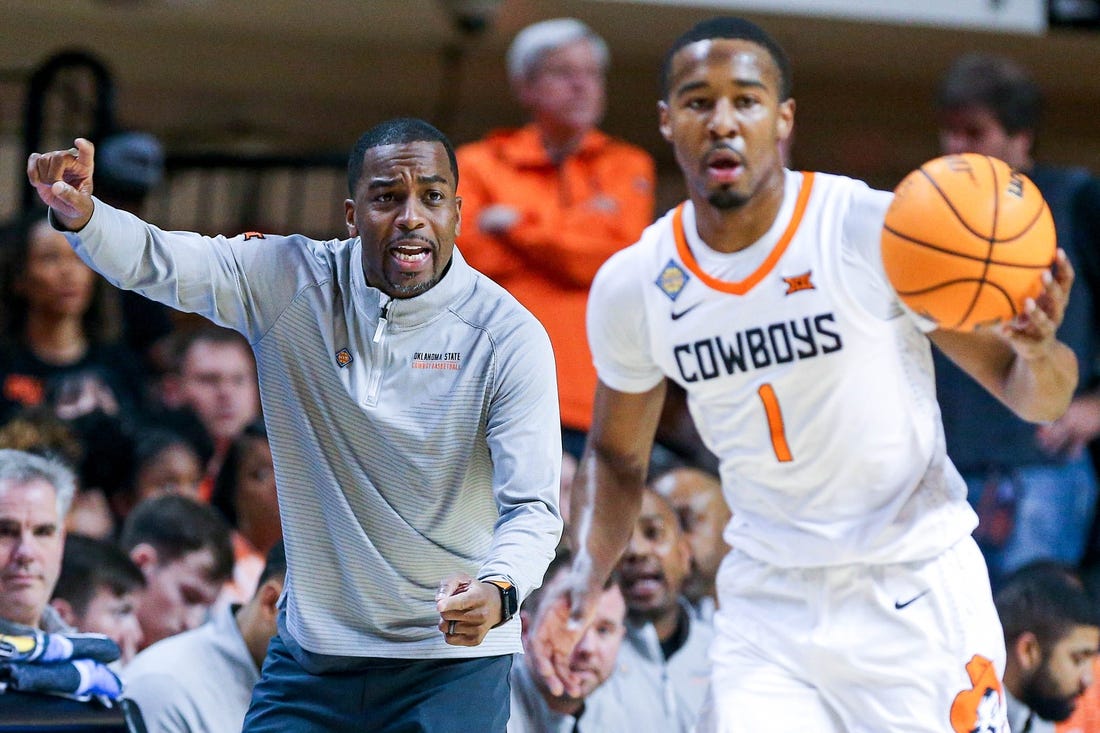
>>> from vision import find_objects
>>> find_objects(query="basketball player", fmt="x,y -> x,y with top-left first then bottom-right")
530,17 -> 1077,732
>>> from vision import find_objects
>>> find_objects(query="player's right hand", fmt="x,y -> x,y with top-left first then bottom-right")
529,574 -> 599,698
26,137 -> 96,231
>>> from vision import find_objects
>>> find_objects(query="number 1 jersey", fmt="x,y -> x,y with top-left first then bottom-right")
587,169 -> 976,568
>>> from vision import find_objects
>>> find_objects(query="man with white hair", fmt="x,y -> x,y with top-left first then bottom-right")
456,17 -> 655,461
0,448 -> 76,632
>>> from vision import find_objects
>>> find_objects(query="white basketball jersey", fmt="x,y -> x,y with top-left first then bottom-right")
588,170 -> 976,567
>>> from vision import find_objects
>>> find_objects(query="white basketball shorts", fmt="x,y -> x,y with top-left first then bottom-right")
695,537 -> 1009,732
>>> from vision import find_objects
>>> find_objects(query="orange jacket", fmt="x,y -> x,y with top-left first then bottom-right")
456,125 -> 655,432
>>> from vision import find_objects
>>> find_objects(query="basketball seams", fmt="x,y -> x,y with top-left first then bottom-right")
880,227 -> 1052,270
993,198 -> 1053,245
959,155 -> 1001,331
881,153 -> 1054,331
915,166 -> 994,245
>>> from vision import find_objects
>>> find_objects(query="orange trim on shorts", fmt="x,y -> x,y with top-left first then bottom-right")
673,172 -> 815,295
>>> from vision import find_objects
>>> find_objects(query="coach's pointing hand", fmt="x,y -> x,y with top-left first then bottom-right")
27,137 -> 96,231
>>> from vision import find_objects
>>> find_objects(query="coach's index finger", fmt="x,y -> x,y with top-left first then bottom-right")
27,139 -> 97,228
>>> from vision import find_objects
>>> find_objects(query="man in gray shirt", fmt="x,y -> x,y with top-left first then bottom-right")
28,117 -> 563,732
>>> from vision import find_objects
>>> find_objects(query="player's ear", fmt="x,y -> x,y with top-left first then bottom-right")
454,196 -> 462,239
345,199 -> 358,238
777,98 -> 795,141
658,101 -> 673,142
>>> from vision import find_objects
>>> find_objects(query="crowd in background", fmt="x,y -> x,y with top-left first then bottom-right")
2,13 -> 1100,733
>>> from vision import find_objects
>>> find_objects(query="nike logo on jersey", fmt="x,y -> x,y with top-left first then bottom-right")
782,270 -> 815,295
671,303 -> 701,320
894,589 -> 930,610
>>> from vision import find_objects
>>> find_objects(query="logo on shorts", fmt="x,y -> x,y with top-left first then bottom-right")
949,655 -> 1008,733
335,349 -> 353,368
782,270 -> 815,295
656,260 -> 690,302
894,589 -> 930,610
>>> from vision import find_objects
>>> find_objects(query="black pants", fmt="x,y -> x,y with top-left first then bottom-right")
243,632 -> 512,732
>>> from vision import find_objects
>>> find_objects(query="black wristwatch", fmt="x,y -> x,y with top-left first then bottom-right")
484,578 -> 518,628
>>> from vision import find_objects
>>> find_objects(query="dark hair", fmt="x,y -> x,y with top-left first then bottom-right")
347,117 -> 458,196
51,533 -> 145,615
936,53 -> 1042,135
210,419 -> 269,527
137,410 -> 215,469
661,16 -> 792,101
0,208 -> 122,345
995,561 -> 1099,648
167,326 -> 253,377
123,426 -> 204,499
118,494 -> 234,583
256,539 -> 287,589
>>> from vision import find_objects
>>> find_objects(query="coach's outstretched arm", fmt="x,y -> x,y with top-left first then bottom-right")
930,248 -> 1078,424
529,378 -> 666,698
27,137 -> 96,230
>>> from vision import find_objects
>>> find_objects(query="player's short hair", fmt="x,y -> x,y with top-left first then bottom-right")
936,53 -> 1042,135
661,16 -> 792,101
506,18 -> 609,82
0,448 -> 76,518
995,561 -> 1099,649
52,534 -> 145,615
347,118 -> 458,196
119,494 -> 234,583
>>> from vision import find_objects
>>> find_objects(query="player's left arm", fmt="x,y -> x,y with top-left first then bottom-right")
929,248 -> 1078,423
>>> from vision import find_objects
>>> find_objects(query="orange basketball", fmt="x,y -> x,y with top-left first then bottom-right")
881,153 -> 1055,331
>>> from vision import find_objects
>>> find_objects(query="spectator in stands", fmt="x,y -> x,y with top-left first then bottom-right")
123,540 -> 286,733
456,17 -> 655,459
509,545 -> 626,732
119,494 -> 234,650
934,54 -> 1100,587
210,419 -> 280,607
1056,568 -> 1100,733
49,533 -> 145,665
996,561 -> 1100,732
0,448 -> 74,632
603,486 -> 713,731
0,210 -> 144,425
0,407 -> 113,540
109,426 -> 205,525
156,326 -> 260,498
649,466 -> 729,620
